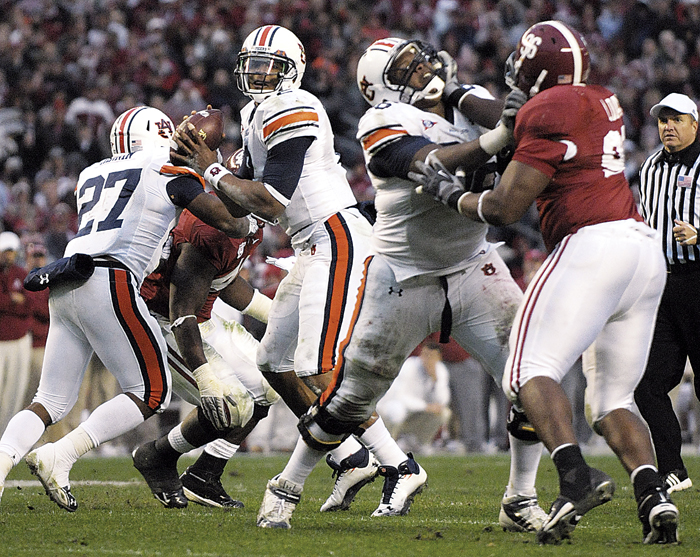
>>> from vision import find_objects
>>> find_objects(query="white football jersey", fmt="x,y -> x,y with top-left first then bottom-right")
65,148 -> 198,283
357,101 -> 492,281
240,89 -> 357,239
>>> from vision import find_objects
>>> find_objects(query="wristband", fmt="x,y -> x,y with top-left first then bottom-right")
478,123 -> 510,156
477,190 -> 490,224
203,162 -> 233,189
241,288 -> 273,324
456,191 -> 474,215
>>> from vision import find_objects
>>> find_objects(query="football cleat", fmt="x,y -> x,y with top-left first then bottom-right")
499,494 -> 548,532
26,444 -> 78,512
257,474 -> 302,529
132,441 -> 187,509
537,467 -> 615,545
320,446 -> 379,512
371,453 -> 427,517
661,469 -> 692,494
180,466 -> 244,508
638,487 -> 679,544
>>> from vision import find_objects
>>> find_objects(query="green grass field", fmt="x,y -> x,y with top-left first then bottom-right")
1,453 -> 698,557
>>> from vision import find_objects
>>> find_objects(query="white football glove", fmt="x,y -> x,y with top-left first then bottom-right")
409,152 -> 467,212
193,362 -> 252,430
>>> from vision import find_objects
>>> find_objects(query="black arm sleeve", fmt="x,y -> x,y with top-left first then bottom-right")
367,135 -> 434,179
262,136 -> 315,200
166,175 -> 206,207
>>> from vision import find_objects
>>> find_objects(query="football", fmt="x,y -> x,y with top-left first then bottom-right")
184,108 -> 224,150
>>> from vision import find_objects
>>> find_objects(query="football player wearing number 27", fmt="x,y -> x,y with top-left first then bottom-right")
411,21 -> 678,545
0,106 -> 255,512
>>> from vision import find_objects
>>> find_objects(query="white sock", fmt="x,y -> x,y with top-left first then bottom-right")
0,409 -> 46,465
51,426 -> 95,486
0,452 -> 14,484
357,417 -> 406,467
329,434 -> 363,463
80,394 -> 145,446
204,439 -> 239,460
504,434 -> 543,498
280,436 -> 326,487
168,424 -> 197,454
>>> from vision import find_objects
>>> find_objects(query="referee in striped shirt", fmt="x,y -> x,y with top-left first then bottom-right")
635,93 -> 700,494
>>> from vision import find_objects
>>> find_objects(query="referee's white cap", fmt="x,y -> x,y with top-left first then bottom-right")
650,93 -> 698,122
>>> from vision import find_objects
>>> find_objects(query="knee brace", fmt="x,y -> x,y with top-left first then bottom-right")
297,404 -> 358,452
506,406 -> 540,442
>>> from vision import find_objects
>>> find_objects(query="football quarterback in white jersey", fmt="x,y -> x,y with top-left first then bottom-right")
0,106 -> 254,512
173,25 -> 421,525
241,37 -> 547,530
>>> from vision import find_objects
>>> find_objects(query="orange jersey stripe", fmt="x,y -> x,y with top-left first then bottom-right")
160,164 -> 206,188
318,214 -> 352,373
320,255 -> 373,406
112,269 -> 166,409
263,111 -> 319,140
361,128 -> 408,152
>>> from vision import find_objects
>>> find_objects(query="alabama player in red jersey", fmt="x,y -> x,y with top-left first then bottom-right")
134,206 -> 279,508
412,21 -> 678,545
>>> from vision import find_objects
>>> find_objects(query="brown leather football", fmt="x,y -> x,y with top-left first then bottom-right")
185,108 -> 224,150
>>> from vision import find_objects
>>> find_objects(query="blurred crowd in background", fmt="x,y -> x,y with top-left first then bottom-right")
1,0 -> 700,454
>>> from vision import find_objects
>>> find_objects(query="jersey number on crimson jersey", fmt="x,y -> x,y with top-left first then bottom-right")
75,168 -> 141,238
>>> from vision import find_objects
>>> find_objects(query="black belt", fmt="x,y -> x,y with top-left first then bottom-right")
667,260 -> 700,275
93,258 -> 131,272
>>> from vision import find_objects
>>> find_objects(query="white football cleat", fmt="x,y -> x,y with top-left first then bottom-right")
257,475 -> 302,529
499,494 -> 548,532
26,443 -> 77,512
371,453 -> 427,517
320,446 -> 379,512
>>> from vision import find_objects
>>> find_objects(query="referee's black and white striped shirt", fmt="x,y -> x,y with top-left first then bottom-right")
639,140 -> 700,266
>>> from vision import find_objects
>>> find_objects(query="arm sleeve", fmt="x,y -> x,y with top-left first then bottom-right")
367,135 -> 433,179
166,175 -> 207,208
262,136 -> 315,201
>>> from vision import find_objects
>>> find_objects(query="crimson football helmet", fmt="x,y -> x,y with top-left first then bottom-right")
356,38 -> 447,107
505,20 -> 590,98
235,25 -> 306,103
110,106 -> 174,155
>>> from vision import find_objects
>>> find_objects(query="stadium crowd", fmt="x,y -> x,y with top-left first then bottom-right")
1,0 -> 699,452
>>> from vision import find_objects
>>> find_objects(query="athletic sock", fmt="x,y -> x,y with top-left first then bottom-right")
632,465 -> 663,502
504,434 -> 542,498
357,417 -> 406,467
329,434 -> 363,463
551,444 -> 590,500
190,450 -> 227,477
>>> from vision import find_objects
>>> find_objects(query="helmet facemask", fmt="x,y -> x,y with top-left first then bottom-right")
385,41 -> 446,107
235,52 -> 297,101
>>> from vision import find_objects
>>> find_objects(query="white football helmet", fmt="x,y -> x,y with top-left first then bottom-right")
110,106 -> 175,155
356,38 -> 447,107
235,25 -> 306,103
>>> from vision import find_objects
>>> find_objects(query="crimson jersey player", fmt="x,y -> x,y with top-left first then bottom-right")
141,208 -> 263,321
135,209 -> 280,509
413,20 -> 678,545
